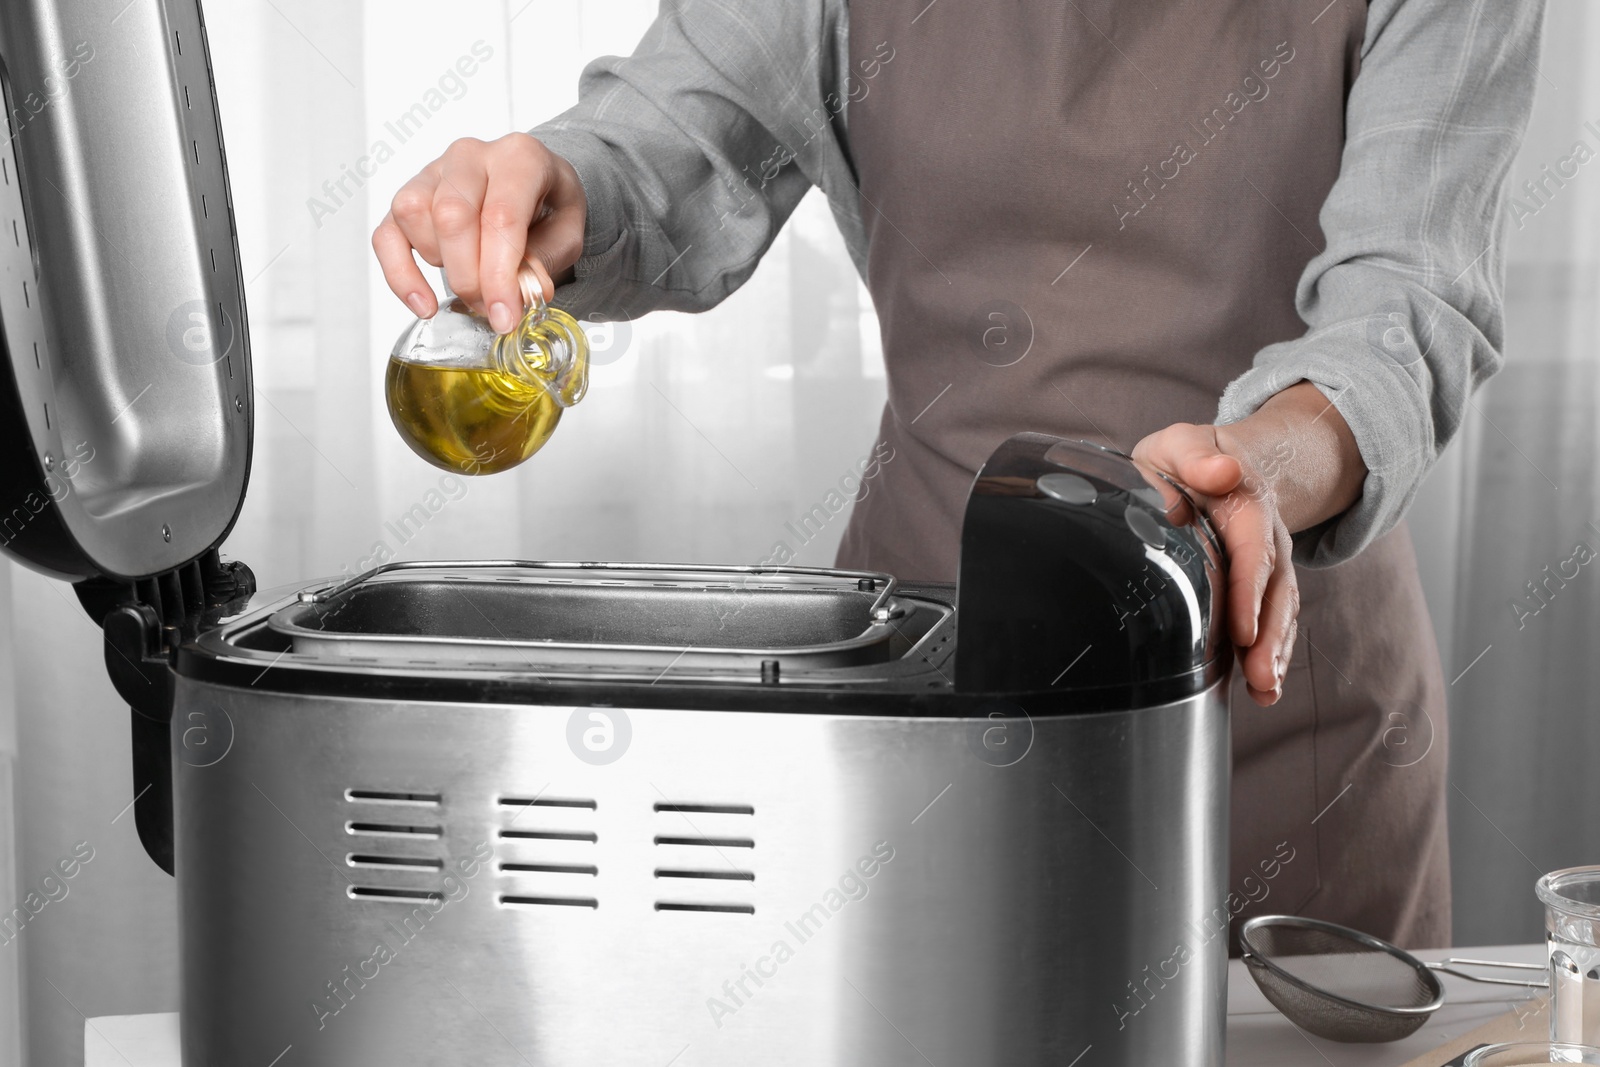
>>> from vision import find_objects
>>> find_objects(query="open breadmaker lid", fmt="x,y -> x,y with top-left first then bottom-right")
0,0 -> 257,877
0,0 -> 252,587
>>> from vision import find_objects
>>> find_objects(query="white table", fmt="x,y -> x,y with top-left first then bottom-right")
88,944 -> 1547,1066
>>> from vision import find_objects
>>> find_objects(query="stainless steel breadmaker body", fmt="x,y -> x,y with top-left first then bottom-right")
171,436 -> 1233,1067
0,2 -> 1233,1065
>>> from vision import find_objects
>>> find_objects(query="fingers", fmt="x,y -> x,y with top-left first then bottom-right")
1213,488 -> 1276,650
375,165 -> 443,318
1243,523 -> 1300,706
1280,616 -> 1300,684
1132,422 -> 1246,499
1137,421 -> 1302,707
433,139 -> 491,316
478,137 -> 549,333
373,213 -> 436,318
374,134 -> 590,327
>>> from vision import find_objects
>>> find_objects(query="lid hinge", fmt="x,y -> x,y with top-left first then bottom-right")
73,549 -> 255,875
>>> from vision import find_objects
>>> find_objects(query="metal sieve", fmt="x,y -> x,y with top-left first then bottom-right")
1240,915 -> 1547,1043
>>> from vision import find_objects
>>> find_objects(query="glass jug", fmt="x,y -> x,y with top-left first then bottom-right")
386,266 -> 589,475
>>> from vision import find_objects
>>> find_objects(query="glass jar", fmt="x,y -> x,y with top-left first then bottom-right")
1539,866 -> 1600,1045
386,267 -> 589,475
1463,1042 -> 1600,1066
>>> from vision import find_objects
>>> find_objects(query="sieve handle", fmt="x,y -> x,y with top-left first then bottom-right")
1427,958 -> 1548,989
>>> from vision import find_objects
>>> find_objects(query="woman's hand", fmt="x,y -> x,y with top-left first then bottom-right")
373,132 -> 587,334
1132,382 -> 1367,706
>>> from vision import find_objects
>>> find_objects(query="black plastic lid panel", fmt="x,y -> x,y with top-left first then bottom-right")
954,435 -> 1228,697
0,0 -> 252,581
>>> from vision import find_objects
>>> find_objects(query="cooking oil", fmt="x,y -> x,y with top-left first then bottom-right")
385,274 -> 589,475
385,360 -> 561,475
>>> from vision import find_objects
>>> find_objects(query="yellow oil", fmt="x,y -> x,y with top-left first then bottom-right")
385,359 -> 562,475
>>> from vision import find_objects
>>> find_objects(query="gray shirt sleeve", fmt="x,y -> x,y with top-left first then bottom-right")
529,0 -> 863,322
1215,0 -> 1547,567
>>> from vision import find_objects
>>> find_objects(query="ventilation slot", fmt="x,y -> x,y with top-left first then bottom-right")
654,836 -> 753,849
655,902 -> 755,915
501,863 -> 598,876
348,854 -> 443,872
500,895 -> 598,909
347,822 -> 441,838
656,869 -> 754,881
499,796 -> 597,810
654,803 -> 754,815
346,789 -> 441,806
500,830 -> 597,843
348,886 -> 442,903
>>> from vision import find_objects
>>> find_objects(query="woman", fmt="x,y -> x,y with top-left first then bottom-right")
373,0 -> 1544,948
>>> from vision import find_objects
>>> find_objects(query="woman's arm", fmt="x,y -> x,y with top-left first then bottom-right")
1217,0 -> 1547,566
374,0 -> 856,330
1136,0 -> 1547,705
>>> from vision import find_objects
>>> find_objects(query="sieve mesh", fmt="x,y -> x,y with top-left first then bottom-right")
1240,916 -> 1444,1043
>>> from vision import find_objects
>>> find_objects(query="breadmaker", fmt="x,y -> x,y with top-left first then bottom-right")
0,2 -> 1234,1064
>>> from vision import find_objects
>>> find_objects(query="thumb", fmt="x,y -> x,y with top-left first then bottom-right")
1132,423 -> 1245,498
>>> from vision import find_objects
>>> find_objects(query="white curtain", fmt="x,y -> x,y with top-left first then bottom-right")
0,0 -> 1592,1062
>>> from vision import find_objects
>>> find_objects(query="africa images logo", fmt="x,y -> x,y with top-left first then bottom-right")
567,707 -> 632,766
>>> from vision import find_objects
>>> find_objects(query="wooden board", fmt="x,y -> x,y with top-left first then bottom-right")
1398,996 -> 1550,1067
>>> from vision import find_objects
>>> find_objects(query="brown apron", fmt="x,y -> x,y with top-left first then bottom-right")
839,0 -> 1451,948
